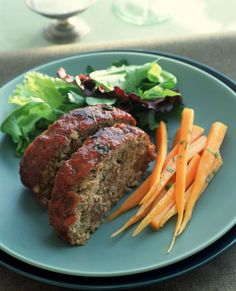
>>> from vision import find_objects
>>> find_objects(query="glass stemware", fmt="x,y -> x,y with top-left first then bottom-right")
113,0 -> 172,26
25,0 -> 97,43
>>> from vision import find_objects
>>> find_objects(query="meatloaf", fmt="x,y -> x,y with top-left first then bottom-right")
48,124 -> 155,245
20,105 -> 136,207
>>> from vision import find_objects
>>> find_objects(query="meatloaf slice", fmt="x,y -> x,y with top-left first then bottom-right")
20,105 -> 136,207
48,124 -> 155,245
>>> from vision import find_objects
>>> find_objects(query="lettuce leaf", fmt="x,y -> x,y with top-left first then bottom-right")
89,62 -> 162,92
0,72 -> 85,155
141,86 -> 181,100
1,60 -> 183,155
1,102 -> 59,155
11,72 -> 69,107
89,61 -> 178,100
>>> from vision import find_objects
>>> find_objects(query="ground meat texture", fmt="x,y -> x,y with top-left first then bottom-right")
48,124 -> 155,245
19,105 -> 136,207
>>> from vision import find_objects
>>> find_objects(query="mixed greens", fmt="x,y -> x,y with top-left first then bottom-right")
1,60 -> 183,155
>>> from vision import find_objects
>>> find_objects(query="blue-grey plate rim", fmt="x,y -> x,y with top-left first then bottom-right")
1,225 -> 235,290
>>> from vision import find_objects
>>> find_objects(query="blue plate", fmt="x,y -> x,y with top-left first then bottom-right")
1,225 -> 235,289
0,50 -> 236,278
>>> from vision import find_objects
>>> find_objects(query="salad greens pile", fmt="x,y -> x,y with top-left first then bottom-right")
1,60 -> 183,155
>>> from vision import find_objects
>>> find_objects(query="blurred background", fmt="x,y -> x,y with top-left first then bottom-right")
0,0 -> 235,51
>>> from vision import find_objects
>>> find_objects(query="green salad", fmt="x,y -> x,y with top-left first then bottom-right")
1,60 -> 183,155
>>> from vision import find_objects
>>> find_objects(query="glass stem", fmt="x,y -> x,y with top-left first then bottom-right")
56,18 -> 71,28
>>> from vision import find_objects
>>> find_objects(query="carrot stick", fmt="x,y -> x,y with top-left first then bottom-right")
149,205 -> 173,230
151,186 -> 193,230
172,128 -> 181,148
139,109 -> 197,216
111,185 -> 169,237
167,108 -> 194,253
178,122 -> 227,235
107,121 -> 167,222
108,128 -> 206,222
191,125 -> 204,141
140,135 -> 206,209
150,121 -> 168,184
137,135 -> 207,216
152,153 -> 223,231
131,153 -> 200,237
107,174 -> 152,221
166,125 -> 204,169
172,125 -> 204,148
111,206 -> 151,237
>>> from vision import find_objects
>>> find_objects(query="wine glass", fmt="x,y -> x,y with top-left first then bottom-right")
25,0 -> 97,43
113,0 -> 172,26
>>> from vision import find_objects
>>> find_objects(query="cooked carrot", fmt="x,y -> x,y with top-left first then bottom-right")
186,136 -> 206,159
112,187 -> 175,236
141,136 -> 206,209
172,128 -> 181,148
109,131 -> 206,222
132,153 -> 200,236
152,153 -> 223,231
137,135 -> 207,216
107,174 -> 152,221
178,122 -> 227,235
164,125 -> 204,169
167,108 -> 194,253
172,125 -> 204,148
108,121 -> 167,222
111,206 -> 151,237
150,121 -> 168,184
139,109 -> 195,216
151,186 -> 193,230
111,185 -> 169,237
149,205 -> 173,230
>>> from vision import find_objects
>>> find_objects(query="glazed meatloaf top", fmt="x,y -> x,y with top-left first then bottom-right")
20,105 -> 136,207
49,124 -> 155,245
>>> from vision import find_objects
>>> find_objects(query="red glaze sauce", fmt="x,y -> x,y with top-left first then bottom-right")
20,105 -> 136,201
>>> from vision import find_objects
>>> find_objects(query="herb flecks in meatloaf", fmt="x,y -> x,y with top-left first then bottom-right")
48,124 -> 155,245
19,105 -> 136,207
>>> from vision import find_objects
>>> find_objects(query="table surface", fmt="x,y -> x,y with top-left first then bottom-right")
0,0 -> 236,52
